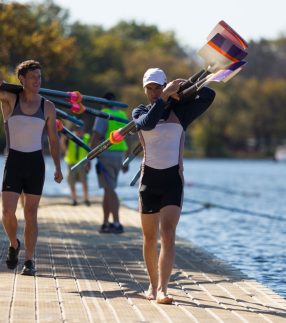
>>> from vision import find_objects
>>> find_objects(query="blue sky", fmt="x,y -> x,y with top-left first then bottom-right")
17,0 -> 286,49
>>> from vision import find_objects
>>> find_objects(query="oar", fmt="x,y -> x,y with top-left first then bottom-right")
71,121 -> 137,171
179,61 -> 247,100
130,169 -> 141,186
41,88 -> 128,108
50,97 -> 129,123
197,33 -> 247,73
71,64 -> 237,173
122,143 -> 143,167
0,83 -> 128,108
122,70 -> 216,170
56,108 -> 84,127
197,19 -> 248,74
56,120 -> 115,184
72,20 -> 248,172
125,70 -> 211,177
123,70 -> 210,170
71,67 -> 214,172
180,22 -> 248,98
0,82 -> 22,93
56,120 -> 91,152
129,61 -> 247,186
207,20 -> 248,50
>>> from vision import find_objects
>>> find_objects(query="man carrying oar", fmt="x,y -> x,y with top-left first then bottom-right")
0,60 -> 63,276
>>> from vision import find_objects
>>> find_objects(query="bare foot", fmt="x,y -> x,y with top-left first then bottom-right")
156,292 -> 173,304
145,285 -> 157,301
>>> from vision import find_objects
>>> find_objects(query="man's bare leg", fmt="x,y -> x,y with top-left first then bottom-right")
2,191 -> 20,248
82,182 -> 89,204
103,187 -> 119,223
23,193 -> 41,260
102,188 -> 111,223
70,183 -> 77,204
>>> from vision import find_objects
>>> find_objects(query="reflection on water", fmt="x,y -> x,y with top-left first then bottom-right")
1,156 -> 285,299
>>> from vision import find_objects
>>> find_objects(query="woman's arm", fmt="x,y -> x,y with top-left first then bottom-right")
174,87 -> 216,130
132,100 -> 167,130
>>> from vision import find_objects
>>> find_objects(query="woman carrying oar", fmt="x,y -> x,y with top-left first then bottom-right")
132,68 -> 215,304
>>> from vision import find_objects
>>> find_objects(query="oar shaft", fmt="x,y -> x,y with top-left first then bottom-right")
86,121 -> 136,161
178,69 -> 207,92
61,127 -> 91,152
130,169 -> 141,186
71,157 -> 89,172
133,143 -> 143,155
122,143 -> 143,167
80,93 -> 128,108
40,88 -> 128,107
87,140 -> 113,160
0,82 -> 22,93
50,97 -> 129,123
40,88 -> 70,99
178,77 -> 209,100
0,83 -> 128,108
83,106 -> 129,123
71,63 -> 239,170
84,70 -> 213,165
56,108 -> 84,127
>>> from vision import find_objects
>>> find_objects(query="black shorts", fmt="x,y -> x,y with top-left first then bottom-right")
139,164 -> 183,214
2,149 -> 45,195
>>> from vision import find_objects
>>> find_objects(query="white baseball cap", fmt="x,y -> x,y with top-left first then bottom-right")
143,68 -> 167,87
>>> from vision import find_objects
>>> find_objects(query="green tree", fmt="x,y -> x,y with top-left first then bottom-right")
0,1 -> 76,84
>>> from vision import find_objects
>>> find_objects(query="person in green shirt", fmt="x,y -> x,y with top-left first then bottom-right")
61,126 -> 91,206
90,92 -> 129,233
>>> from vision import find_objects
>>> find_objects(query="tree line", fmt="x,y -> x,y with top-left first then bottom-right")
1,0 -> 286,157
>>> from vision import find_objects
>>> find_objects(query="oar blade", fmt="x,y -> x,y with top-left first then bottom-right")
197,61 -> 247,90
198,33 -> 248,72
207,20 -> 248,50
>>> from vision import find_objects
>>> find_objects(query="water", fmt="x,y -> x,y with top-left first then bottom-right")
1,156 -> 285,299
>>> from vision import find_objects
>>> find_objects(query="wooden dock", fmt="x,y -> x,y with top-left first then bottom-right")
0,196 -> 285,322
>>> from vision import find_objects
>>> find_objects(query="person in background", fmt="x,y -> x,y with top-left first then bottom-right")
0,60 -> 63,276
132,68 -> 215,304
90,92 -> 129,234
60,125 -> 91,206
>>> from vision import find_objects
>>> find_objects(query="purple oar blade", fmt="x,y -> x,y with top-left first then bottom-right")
207,20 -> 248,50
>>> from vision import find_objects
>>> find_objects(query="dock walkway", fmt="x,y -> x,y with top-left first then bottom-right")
0,196 -> 286,322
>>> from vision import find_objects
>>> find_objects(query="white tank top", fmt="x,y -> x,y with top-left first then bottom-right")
5,95 -> 46,152
139,111 -> 185,169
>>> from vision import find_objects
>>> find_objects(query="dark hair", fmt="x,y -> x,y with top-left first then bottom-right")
103,92 -> 116,100
16,60 -> 41,77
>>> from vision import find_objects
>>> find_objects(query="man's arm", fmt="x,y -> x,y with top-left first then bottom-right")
59,133 -> 68,156
45,99 -> 63,183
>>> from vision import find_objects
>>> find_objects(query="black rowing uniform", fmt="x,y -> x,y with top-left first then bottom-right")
2,94 -> 46,195
132,87 -> 215,214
